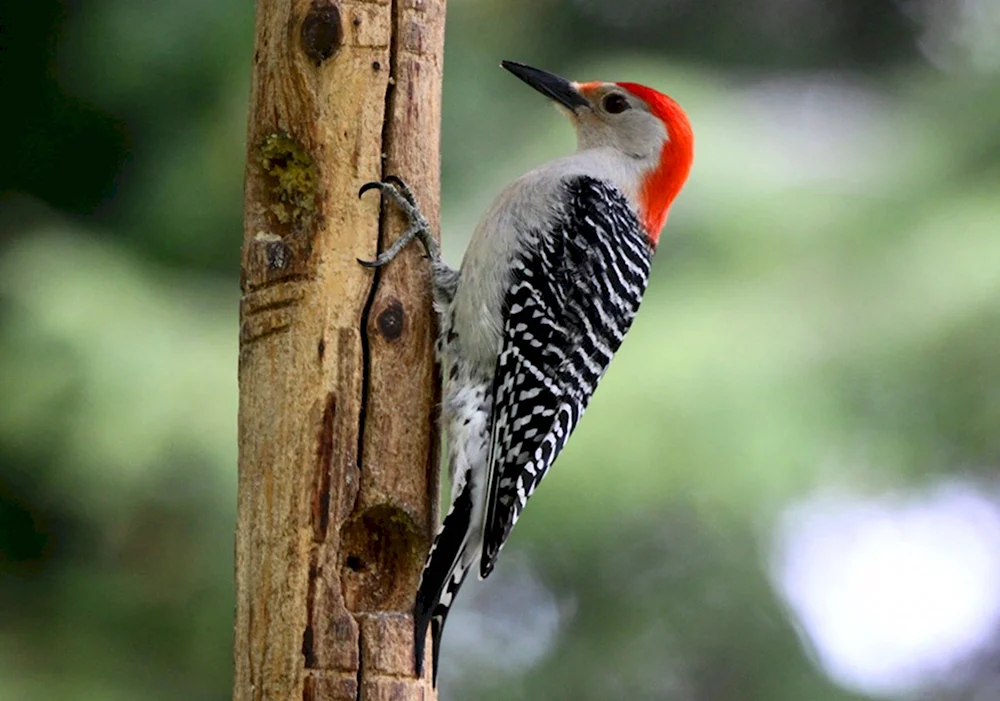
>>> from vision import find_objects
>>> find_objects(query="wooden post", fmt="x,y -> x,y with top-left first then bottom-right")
235,0 -> 445,699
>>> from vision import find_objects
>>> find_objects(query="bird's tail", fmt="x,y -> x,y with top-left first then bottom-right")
414,478 -> 475,686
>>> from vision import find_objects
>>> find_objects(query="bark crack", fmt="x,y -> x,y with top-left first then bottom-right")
354,1 -> 402,699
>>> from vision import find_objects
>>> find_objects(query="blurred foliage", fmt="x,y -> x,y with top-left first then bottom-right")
2,0 -> 1000,699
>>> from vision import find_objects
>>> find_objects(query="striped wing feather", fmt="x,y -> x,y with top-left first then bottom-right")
479,176 -> 653,578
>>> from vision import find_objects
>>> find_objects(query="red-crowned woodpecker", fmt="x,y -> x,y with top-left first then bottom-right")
359,60 -> 694,685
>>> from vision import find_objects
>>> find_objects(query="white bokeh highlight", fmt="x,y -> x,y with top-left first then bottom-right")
439,553 -> 570,692
771,482 -> 1000,697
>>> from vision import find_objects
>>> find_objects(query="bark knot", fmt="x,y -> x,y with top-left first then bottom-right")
300,1 -> 343,66
376,298 -> 405,341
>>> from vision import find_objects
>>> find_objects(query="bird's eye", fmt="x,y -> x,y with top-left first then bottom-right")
602,93 -> 630,114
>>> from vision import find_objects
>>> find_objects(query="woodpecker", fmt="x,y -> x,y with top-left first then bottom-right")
359,60 -> 693,685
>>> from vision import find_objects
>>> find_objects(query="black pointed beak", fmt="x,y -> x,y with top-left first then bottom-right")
501,60 -> 589,111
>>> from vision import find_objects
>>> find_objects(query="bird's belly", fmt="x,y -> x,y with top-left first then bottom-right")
444,378 -> 491,491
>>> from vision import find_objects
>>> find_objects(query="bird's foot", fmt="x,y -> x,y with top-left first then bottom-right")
357,176 -> 440,268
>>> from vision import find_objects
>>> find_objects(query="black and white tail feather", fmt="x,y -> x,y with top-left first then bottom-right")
412,472 -> 473,684
413,176 -> 652,685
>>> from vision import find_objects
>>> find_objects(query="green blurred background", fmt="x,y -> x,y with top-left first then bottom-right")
3,1 -> 1000,699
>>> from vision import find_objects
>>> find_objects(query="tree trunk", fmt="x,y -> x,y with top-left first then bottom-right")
234,0 -> 445,699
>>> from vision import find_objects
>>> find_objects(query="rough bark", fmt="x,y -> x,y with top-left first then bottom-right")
235,0 -> 445,699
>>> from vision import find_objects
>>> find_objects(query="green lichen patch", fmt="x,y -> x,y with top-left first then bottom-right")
259,133 -> 316,225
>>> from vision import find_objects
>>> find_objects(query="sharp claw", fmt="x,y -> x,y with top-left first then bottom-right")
358,181 -> 383,198
384,176 -> 416,204
357,177 -> 434,270
384,174 -> 406,189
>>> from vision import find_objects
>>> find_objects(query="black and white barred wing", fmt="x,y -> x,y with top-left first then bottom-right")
479,176 -> 653,579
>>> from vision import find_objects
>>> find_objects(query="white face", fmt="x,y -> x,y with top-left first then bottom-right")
568,83 -> 668,165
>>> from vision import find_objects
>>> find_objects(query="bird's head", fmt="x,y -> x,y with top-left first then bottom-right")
502,60 -> 693,243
